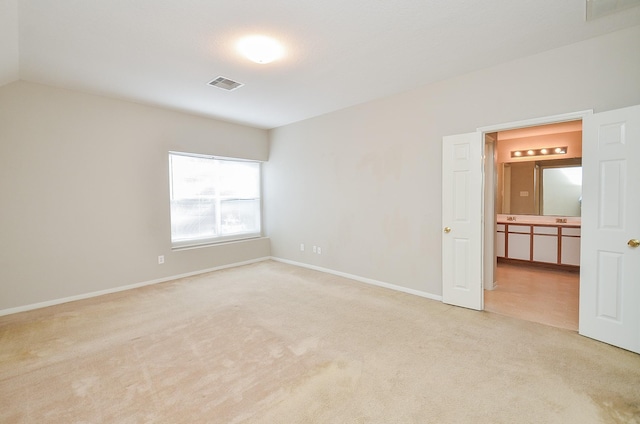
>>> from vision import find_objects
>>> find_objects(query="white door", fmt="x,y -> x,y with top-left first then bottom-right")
442,132 -> 483,310
580,105 -> 640,354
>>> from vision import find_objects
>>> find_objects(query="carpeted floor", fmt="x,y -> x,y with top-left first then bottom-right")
1,260 -> 639,423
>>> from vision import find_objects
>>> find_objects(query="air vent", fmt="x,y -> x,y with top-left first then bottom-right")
208,76 -> 244,91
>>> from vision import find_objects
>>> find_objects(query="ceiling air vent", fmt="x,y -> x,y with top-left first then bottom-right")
208,76 -> 244,91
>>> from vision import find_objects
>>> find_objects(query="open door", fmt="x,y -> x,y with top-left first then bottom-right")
442,132 -> 483,310
580,105 -> 640,354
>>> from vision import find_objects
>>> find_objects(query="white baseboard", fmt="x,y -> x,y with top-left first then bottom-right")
1,256 -> 442,317
0,257 -> 271,317
270,257 -> 442,302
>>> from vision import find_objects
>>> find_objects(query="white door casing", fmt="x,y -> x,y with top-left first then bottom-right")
580,105 -> 640,354
484,138 -> 497,290
442,132 -> 483,310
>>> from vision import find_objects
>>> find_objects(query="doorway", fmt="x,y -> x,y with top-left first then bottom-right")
482,119 -> 583,331
443,106 -> 640,353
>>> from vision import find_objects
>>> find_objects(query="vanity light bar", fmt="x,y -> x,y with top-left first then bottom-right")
511,146 -> 567,158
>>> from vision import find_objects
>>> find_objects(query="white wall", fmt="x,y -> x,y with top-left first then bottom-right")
0,81 -> 270,311
0,0 -> 20,86
265,25 -> 640,296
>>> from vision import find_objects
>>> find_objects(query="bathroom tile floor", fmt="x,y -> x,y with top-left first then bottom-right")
485,262 -> 579,331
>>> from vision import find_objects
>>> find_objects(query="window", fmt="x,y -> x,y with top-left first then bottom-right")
169,152 -> 261,248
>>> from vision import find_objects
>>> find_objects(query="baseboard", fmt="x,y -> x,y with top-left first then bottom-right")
270,257 -> 442,302
0,257 -> 271,317
1,256 -> 442,317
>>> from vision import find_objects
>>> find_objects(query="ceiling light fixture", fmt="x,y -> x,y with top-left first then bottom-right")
511,146 -> 568,158
237,35 -> 284,64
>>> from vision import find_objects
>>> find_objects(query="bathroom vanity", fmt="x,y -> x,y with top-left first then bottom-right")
496,215 -> 580,270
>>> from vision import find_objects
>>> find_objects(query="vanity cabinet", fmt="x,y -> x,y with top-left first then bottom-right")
507,225 -> 531,261
560,227 -> 581,266
497,222 -> 580,269
496,224 -> 506,257
532,226 -> 558,264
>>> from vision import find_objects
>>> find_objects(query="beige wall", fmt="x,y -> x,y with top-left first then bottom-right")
507,162 -> 536,215
265,25 -> 640,296
2,26 -> 639,310
0,0 -> 19,86
0,81 -> 270,311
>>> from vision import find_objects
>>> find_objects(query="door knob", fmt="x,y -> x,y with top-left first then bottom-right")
444,227 -> 451,233
628,239 -> 640,248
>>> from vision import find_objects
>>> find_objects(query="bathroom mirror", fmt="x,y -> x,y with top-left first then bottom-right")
498,158 -> 582,216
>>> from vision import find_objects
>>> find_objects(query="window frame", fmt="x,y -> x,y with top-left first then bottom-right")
168,151 -> 262,250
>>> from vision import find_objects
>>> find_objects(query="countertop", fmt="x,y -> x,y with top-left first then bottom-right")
497,220 -> 581,227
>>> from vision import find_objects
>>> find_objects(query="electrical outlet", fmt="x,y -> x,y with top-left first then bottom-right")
300,243 -> 305,252
317,247 -> 322,255
313,246 -> 317,253
158,255 -> 164,264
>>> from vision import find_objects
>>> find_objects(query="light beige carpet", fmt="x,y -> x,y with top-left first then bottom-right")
1,260 -> 639,423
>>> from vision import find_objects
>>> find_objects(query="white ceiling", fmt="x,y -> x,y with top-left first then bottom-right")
2,0 -> 640,129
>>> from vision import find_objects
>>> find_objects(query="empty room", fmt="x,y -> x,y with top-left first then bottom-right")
1,1 -> 640,422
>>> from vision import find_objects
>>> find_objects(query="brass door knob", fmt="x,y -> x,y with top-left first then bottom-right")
444,227 -> 451,233
628,239 -> 640,248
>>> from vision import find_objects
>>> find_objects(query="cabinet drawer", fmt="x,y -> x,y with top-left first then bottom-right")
562,227 -> 581,236
533,226 -> 558,235
497,224 -> 505,232
507,225 -> 531,234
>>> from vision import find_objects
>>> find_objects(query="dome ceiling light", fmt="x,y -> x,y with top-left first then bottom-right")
237,35 -> 285,64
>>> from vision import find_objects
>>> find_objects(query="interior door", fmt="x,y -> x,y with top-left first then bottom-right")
442,132 -> 483,310
580,104 -> 640,354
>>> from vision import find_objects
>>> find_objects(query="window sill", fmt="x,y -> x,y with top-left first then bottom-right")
171,234 -> 263,251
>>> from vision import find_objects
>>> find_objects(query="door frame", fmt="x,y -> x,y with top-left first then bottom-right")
476,110 -> 592,301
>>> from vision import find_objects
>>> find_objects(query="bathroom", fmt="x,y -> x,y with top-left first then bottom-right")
485,120 -> 582,330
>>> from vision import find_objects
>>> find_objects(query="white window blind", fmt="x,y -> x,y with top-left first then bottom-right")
169,152 -> 261,248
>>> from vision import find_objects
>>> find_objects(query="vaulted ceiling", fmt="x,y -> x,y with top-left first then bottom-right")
1,0 -> 639,129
